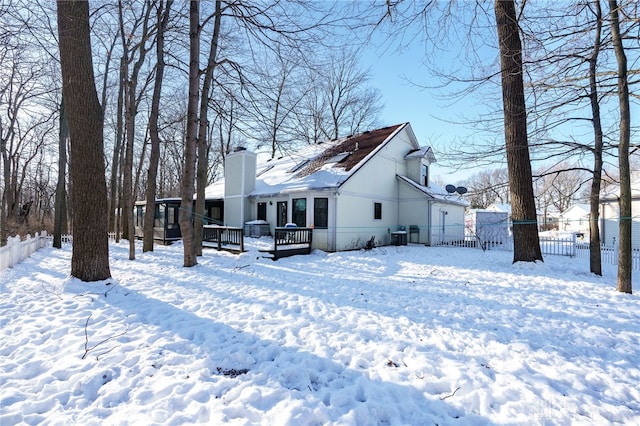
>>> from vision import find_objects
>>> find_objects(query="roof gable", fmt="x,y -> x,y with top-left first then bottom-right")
205,123 -> 411,199
296,124 -> 405,177
397,175 -> 469,207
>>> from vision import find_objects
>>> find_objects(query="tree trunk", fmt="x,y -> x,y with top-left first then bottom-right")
108,56 -> 126,241
122,66 -> 135,260
57,0 -> 111,281
609,0 -> 632,294
588,0 -> 603,276
179,0 -> 200,267
143,1 -> 172,253
1,134 -> 9,247
119,0 -> 153,260
195,0 -> 222,256
54,98 -> 69,249
494,0 -> 543,263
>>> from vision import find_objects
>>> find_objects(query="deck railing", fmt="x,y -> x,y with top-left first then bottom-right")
202,225 -> 244,253
273,227 -> 313,259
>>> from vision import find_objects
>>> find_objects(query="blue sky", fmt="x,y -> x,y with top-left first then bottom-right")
360,39 -> 494,184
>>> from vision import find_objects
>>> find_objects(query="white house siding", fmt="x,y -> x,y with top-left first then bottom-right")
249,192 -> 336,252
224,150 -> 256,228
430,201 -> 465,245
330,128 -> 415,250
601,198 -> 640,249
398,183 -> 430,244
333,190 -> 398,250
560,204 -> 590,234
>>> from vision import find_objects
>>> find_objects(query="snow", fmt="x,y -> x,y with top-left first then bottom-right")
1,239 -> 639,425
205,142 -> 351,201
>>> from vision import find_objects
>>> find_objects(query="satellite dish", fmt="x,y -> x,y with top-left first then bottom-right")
456,186 -> 468,195
445,184 -> 457,194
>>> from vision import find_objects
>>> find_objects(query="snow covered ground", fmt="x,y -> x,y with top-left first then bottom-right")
1,239 -> 639,425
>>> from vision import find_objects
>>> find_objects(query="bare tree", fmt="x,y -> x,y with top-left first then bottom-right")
0,22 -> 54,244
143,0 -> 173,253
587,0 -> 605,276
536,164 -> 589,213
53,99 -> 68,248
179,0 -> 200,267
248,45 -> 308,158
57,0 -> 111,281
195,0 -> 223,256
494,0 -> 543,263
118,0 -> 156,260
319,50 -> 383,141
609,0 -> 632,294
464,168 -> 509,209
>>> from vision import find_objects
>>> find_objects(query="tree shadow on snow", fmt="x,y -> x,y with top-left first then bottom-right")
89,275 -> 491,425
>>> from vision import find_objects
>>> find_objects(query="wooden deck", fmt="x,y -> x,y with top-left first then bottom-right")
202,225 -> 314,259
269,227 -> 313,260
202,226 -> 244,253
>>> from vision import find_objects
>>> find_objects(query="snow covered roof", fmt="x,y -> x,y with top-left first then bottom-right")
486,203 -> 547,216
486,203 -> 512,214
396,175 -> 469,207
404,146 -> 436,163
560,203 -> 591,217
600,173 -> 640,201
205,124 -> 407,199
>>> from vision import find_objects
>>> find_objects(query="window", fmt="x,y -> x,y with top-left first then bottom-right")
422,163 -> 429,187
277,201 -> 287,227
155,205 -> 165,228
136,206 -> 145,227
374,202 -> 382,220
314,198 -> 328,229
166,205 -> 177,229
257,202 -> 267,221
209,206 -> 222,224
292,198 -> 307,227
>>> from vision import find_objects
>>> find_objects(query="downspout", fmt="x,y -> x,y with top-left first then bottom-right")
332,191 -> 338,251
240,154 -> 246,227
427,199 -> 432,246
396,177 -> 401,234
600,201 -> 605,245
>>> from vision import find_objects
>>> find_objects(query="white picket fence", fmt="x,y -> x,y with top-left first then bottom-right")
0,232 -> 124,272
0,232 -> 75,272
435,232 -> 640,271
0,231 -> 53,272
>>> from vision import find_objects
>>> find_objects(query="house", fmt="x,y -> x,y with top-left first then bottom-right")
134,198 -> 182,244
559,203 -> 590,235
465,209 -> 509,246
486,203 -> 547,233
134,197 -> 224,245
205,122 -> 468,252
599,175 -> 640,249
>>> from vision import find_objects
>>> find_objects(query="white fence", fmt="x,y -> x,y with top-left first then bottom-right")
0,232 -> 75,272
0,232 -> 125,272
0,231 -> 51,272
435,233 -> 640,271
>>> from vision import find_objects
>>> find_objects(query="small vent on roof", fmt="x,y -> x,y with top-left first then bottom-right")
233,146 -> 247,152
326,152 -> 350,164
